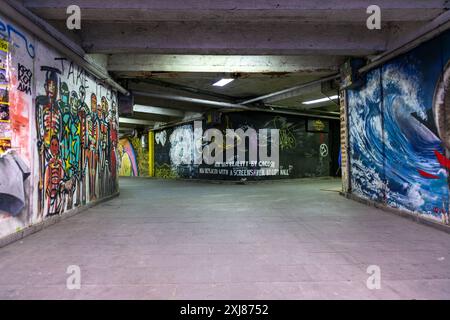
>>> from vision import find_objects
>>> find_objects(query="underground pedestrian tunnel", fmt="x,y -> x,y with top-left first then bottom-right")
0,0 -> 449,300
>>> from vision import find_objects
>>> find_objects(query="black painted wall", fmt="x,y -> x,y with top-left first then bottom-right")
154,111 -> 339,180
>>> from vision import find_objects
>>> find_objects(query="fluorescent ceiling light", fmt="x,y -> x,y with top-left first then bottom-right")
212,78 -> 234,87
302,95 -> 339,105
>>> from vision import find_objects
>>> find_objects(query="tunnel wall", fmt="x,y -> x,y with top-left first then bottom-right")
346,29 -> 450,226
0,14 -> 119,240
154,111 -> 338,180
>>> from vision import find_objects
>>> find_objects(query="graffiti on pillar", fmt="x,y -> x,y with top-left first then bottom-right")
35,59 -> 118,218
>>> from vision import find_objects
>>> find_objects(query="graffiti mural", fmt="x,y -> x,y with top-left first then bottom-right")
347,29 -> 450,225
35,60 -> 119,217
154,112 -> 336,180
130,135 -> 149,177
0,13 -> 119,240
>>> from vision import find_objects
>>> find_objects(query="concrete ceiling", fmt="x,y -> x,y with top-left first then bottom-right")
121,72 -> 330,99
20,0 -> 450,127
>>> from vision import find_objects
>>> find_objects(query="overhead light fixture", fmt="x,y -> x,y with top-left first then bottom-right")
212,78 -> 234,87
302,95 -> 339,105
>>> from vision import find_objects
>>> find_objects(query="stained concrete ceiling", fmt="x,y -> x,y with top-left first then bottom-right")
20,0 -> 450,127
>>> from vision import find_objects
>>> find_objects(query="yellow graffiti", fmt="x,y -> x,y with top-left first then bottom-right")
119,152 -> 133,176
279,130 -> 296,150
313,120 -> 326,131
155,163 -> 178,179
0,39 -> 8,53
266,116 -> 297,150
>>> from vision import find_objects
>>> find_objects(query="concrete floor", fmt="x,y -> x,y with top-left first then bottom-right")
0,177 -> 449,300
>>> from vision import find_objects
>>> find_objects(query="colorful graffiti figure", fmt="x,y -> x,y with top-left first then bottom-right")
109,100 -> 118,193
98,96 -> 109,198
77,86 -> 89,205
44,136 -> 65,216
87,93 -> 99,201
59,83 -> 74,206
64,90 -> 82,208
35,67 -> 61,217
36,65 -> 118,216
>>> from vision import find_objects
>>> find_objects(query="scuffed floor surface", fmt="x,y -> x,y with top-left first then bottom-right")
0,177 -> 449,300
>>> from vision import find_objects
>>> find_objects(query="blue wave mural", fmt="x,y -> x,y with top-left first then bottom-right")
348,30 -> 450,225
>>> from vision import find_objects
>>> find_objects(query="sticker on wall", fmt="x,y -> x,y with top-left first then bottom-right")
0,88 -> 9,106
17,63 -> 32,95
0,69 -> 7,86
0,37 -> 10,155
307,119 -> 329,133
0,104 -> 9,121
0,38 -> 8,54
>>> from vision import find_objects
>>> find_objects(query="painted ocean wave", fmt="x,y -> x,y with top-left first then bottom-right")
349,63 -> 448,220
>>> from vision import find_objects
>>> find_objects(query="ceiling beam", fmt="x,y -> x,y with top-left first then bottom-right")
127,78 -> 236,102
240,74 -> 340,105
134,91 -> 251,110
24,0 -> 447,22
133,104 -> 185,118
79,21 -> 389,56
119,117 -> 156,126
108,55 -> 343,73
